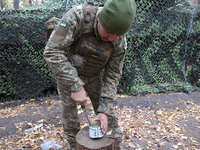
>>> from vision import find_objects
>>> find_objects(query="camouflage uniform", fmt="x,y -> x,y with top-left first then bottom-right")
44,3 -> 127,150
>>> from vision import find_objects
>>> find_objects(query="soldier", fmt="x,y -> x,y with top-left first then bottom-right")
43,0 -> 136,149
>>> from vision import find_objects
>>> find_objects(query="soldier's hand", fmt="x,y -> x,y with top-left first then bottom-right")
93,113 -> 108,134
71,87 -> 88,112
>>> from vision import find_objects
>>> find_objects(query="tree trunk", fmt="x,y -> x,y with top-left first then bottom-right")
76,127 -> 115,150
13,0 -> 19,9
198,0 -> 200,5
28,0 -> 32,7
0,0 -> 4,9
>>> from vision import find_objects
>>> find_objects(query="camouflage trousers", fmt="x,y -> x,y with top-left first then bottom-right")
57,74 -> 123,150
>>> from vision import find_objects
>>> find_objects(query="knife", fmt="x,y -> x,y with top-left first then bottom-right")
81,104 -> 91,126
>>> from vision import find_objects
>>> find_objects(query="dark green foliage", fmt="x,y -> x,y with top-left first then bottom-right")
0,0 -> 199,100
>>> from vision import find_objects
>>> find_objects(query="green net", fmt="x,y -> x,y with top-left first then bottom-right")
0,0 -> 199,101
119,0 -> 200,95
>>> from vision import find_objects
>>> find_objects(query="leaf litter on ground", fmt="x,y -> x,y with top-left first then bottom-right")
0,93 -> 199,149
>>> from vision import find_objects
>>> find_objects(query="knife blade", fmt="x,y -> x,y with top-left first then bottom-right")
81,104 -> 91,126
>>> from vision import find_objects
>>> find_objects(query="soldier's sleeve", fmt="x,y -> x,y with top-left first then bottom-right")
43,6 -> 84,92
97,36 -> 127,116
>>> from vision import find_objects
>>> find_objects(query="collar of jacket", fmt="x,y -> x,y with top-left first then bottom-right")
93,7 -> 103,41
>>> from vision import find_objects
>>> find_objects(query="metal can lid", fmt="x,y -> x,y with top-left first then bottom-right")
90,120 -> 101,127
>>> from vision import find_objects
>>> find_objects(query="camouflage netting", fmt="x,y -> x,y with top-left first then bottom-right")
119,0 -> 200,95
0,0 -> 200,102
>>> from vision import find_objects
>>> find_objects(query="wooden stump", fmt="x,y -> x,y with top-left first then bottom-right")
76,126 -> 115,150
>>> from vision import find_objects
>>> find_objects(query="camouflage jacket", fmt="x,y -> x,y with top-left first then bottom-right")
43,4 -> 127,115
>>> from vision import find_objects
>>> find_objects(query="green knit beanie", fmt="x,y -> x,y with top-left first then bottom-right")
99,0 -> 136,36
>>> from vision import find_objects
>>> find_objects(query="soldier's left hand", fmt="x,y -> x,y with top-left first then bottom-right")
93,113 -> 108,134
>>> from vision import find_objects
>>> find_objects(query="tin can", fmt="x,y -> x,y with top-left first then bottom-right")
89,120 -> 104,139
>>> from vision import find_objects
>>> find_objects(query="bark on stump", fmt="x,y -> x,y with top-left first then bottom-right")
76,126 -> 115,150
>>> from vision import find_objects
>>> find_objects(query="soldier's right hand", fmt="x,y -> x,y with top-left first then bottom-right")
71,87 -> 88,112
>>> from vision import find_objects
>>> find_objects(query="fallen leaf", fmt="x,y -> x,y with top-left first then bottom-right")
125,135 -> 130,139
37,119 -> 44,123
173,145 -> 178,148
175,126 -> 181,131
78,110 -> 83,114
107,130 -> 112,136
29,133 -> 34,138
177,142 -> 182,146
129,143 -> 135,148
192,140 -> 198,145
182,136 -> 188,140
156,111 -> 163,115
168,116 -> 172,121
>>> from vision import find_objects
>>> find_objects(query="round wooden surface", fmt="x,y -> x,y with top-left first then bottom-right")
76,126 -> 115,149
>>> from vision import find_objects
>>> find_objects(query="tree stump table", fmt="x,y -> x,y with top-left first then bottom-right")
76,126 -> 115,150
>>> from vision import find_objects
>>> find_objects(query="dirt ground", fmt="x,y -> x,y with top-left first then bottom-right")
0,91 -> 199,149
